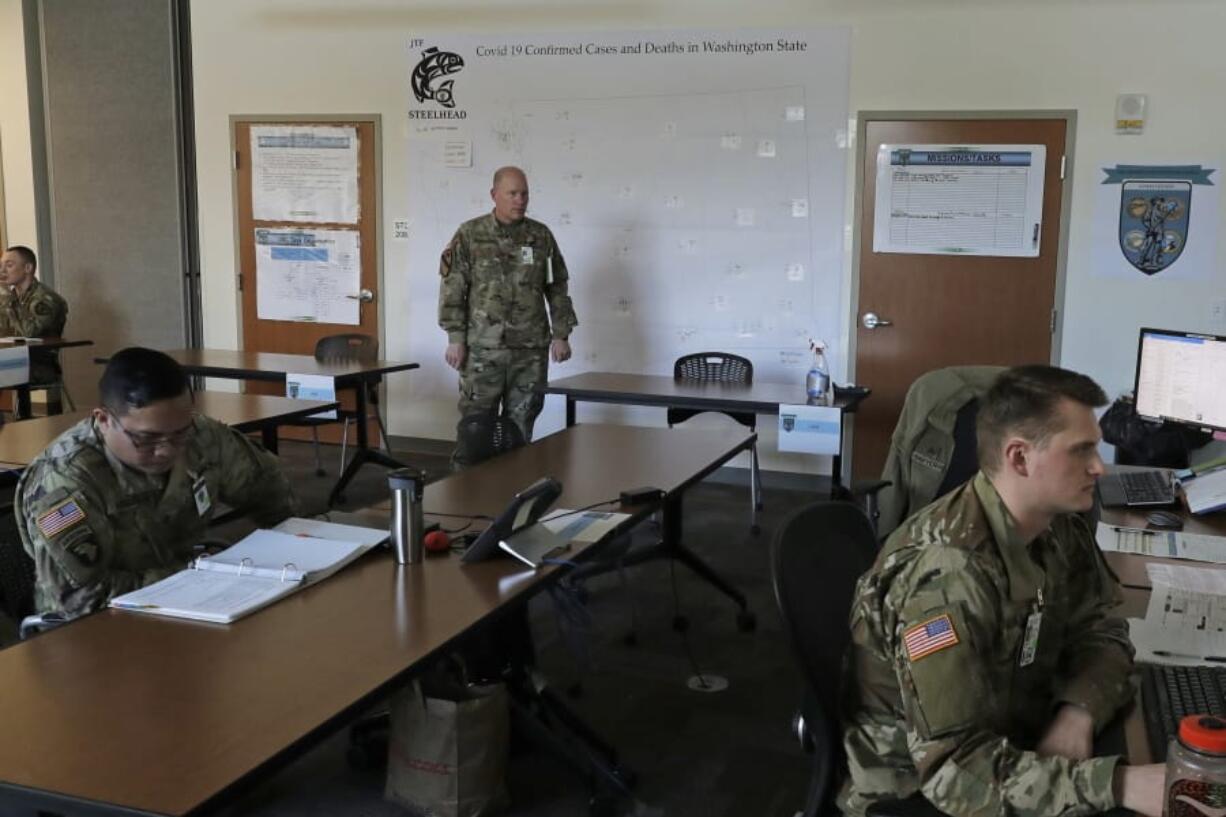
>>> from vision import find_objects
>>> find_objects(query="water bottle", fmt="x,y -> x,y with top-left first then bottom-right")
388,467 -> 425,565
1165,715 -> 1226,817
806,341 -> 830,405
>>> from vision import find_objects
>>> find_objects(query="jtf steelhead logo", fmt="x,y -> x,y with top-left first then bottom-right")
411,47 -> 464,108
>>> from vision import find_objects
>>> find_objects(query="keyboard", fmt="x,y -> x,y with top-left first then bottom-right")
1140,663 -> 1226,760
1097,469 -> 1176,508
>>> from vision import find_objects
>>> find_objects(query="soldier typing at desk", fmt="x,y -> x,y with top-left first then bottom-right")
840,366 -> 1166,817
16,347 -> 296,618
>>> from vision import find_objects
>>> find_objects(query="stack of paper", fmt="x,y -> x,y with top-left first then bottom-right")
110,517 -> 386,624
1129,563 -> 1226,666
1095,521 -> 1226,563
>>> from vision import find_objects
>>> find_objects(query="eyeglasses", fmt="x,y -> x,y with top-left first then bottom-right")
108,411 -> 196,452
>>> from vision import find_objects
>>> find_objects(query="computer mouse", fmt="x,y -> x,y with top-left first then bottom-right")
1146,510 -> 1184,530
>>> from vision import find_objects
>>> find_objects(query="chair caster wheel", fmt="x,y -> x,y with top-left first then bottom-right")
672,615 -> 689,633
737,610 -> 757,632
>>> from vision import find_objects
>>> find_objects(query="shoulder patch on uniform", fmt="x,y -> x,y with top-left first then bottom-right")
440,238 -> 457,277
36,498 -> 87,538
903,613 -> 960,661
34,302 -> 51,316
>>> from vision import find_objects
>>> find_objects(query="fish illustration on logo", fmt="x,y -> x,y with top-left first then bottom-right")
411,47 -> 465,109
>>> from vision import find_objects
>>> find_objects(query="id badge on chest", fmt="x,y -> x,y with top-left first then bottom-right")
520,245 -> 534,264
191,472 -> 212,516
1019,588 -> 1044,668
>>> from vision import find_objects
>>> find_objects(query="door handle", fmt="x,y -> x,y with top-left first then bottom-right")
346,288 -> 375,303
861,312 -> 893,330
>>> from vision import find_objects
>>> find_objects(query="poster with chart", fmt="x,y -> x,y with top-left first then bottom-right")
404,28 -> 850,399
251,125 -> 360,224
255,227 -> 360,324
872,145 -> 1046,257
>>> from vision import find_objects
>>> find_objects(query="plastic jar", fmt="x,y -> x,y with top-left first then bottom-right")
1165,715 -> 1226,816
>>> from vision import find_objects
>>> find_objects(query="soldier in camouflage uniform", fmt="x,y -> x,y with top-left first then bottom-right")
0,245 -> 69,385
438,167 -> 577,455
15,347 -> 295,618
840,365 -> 1165,817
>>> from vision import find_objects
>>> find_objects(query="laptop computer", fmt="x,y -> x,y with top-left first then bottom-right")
1096,468 -> 1177,508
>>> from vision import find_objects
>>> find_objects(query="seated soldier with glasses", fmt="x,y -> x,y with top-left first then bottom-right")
16,347 -> 296,618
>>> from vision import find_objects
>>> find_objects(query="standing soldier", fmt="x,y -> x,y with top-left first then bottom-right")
438,166 -> 578,457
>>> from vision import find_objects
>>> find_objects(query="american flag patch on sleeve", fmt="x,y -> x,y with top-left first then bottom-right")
36,499 -> 86,538
903,613 -> 960,662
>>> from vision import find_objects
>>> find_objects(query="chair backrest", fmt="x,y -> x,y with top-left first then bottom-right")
876,366 -> 1003,538
669,352 -> 755,429
314,333 -> 379,365
0,502 -> 37,631
771,500 -> 879,814
454,413 -> 525,467
673,352 -> 753,385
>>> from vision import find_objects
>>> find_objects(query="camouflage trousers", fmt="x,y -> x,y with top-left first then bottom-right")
457,346 -> 548,442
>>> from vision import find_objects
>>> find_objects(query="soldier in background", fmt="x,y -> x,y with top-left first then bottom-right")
438,166 -> 578,457
840,365 -> 1164,817
16,347 -> 295,618
0,245 -> 69,387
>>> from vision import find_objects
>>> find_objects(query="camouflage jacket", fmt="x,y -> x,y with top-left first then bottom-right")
877,366 -> 1004,539
840,472 -> 1133,817
0,279 -> 68,338
16,415 -> 296,617
438,212 -> 578,349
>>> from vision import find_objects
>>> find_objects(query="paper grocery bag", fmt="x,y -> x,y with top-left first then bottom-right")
385,680 -> 510,817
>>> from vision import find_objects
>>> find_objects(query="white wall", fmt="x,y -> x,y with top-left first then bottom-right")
0,0 -> 38,249
189,0 -> 1226,469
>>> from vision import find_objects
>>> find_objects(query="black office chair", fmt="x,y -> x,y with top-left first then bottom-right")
0,502 -> 65,644
453,411 -> 525,469
770,500 -> 945,817
668,352 -> 763,531
871,366 -> 1003,538
290,333 -> 392,476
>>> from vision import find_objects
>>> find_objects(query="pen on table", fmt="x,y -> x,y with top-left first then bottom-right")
1153,650 -> 1226,663
113,602 -> 160,610
1112,525 -> 1155,536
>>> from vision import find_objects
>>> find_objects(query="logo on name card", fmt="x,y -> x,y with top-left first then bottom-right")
411,47 -> 465,110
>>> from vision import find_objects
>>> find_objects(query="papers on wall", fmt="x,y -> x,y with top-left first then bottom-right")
0,346 -> 30,388
1095,521 -> 1226,563
251,125 -> 360,224
110,518 -> 384,624
872,144 -> 1046,257
256,227 -> 361,325
286,373 -> 338,420
777,404 -> 841,455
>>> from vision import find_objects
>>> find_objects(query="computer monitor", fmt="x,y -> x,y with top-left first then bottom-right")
1133,327 -> 1226,432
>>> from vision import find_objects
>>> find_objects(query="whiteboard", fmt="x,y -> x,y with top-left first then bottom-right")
405,28 -> 851,398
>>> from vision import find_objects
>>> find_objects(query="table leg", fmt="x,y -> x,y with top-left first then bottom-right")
327,378 -> 407,506
261,424 -> 279,454
565,397 -> 576,427
15,385 -> 31,419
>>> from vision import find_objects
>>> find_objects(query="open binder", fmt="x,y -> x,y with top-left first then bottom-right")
110,518 -> 386,624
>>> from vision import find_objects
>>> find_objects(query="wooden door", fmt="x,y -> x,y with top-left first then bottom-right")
234,118 -> 380,444
852,116 -> 1069,478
